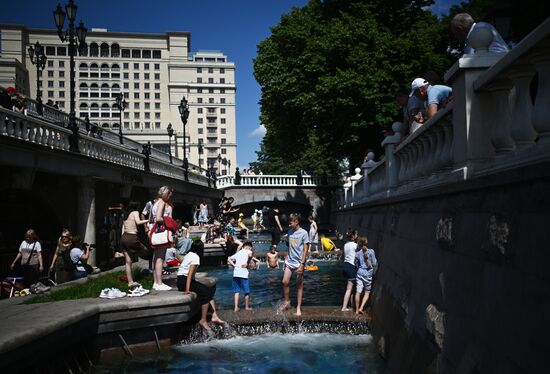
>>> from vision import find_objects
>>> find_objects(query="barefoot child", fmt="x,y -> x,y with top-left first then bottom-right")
354,235 -> 378,314
267,246 -> 279,269
177,240 -> 225,330
227,241 -> 254,311
281,213 -> 310,316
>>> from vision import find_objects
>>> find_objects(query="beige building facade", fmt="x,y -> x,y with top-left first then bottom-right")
0,24 -> 237,174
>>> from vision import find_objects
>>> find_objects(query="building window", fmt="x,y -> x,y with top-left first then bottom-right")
48,71 -> 54,77
134,73 -> 139,79
209,88 -> 214,94
155,112 -> 161,119
221,108 -> 226,114
220,98 -> 226,104
124,82 -> 129,89
197,108 -> 203,114
122,49 -> 130,58
123,63 -> 129,69
143,50 -> 151,59
208,67 -> 213,73
197,77 -> 202,83
59,91 -> 65,98
134,93 -> 140,99
47,60 -> 53,67
198,128 -> 203,134
133,63 -> 139,69
221,118 -> 226,124
145,112 -> 150,119
152,50 -> 161,59
144,63 -> 149,69
124,112 -> 129,119
154,83 -> 160,90
155,103 -> 160,109
59,81 -> 65,88
220,78 -> 225,84
57,46 -> 67,56
144,93 -> 150,99
48,81 -> 54,87
46,46 -> 55,55
221,128 -> 226,134
134,102 -> 140,109
221,138 -> 226,144
134,112 -> 140,119
48,91 -> 54,97
155,122 -> 161,129
197,67 -> 202,73
197,98 -> 203,103
208,78 -> 214,84
197,88 -> 203,93
198,118 -> 203,124
145,122 -> 151,129
124,73 -> 129,79
154,63 -> 160,70
59,61 -> 65,68
132,49 -> 141,58
144,83 -> 150,89
124,93 -> 129,99
155,93 -> 160,99
220,88 -> 225,94
124,122 -> 130,129
145,102 -> 150,109
134,122 -> 140,129
154,73 -> 160,80
134,83 -> 140,89
144,73 -> 150,80
220,68 -> 225,74
208,98 -> 214,104
221,148 -> 227,154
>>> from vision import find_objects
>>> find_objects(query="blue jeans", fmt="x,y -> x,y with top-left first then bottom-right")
73,270 -> 87,280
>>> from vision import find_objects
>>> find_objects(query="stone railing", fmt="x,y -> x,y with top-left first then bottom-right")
340,18 -> 550,208
217,174 -> 338,188
0,107 -> 210,186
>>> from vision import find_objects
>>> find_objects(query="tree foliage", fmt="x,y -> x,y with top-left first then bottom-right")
251,0 -> 451,174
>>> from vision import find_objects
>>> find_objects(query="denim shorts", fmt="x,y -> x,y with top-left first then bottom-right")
232,277 -> 250,294
343,262 -> 357,281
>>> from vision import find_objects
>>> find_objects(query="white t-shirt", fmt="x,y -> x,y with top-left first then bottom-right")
177,252 -> 200,276
165,247 -> 178,262
69,247 -> 86,272
19,240 -> 42,266
343,241 -> 357,265
229,248 -> 252,279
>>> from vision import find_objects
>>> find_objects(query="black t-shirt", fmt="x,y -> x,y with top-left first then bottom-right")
267,209 -> 279,229
0,91 -> 12,109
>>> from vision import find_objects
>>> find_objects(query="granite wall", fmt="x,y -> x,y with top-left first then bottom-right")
335,162 -> 550,374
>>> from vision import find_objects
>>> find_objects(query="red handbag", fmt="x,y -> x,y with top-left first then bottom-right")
163,216 -> 179,233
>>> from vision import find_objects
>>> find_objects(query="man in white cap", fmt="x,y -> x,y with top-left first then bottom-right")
451,13 -> 509,54
410,78 -> 452,121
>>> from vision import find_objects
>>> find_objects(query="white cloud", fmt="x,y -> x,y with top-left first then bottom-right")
249,124 -> 266,137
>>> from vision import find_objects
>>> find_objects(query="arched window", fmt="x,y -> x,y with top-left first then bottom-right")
100,43 -> 109,57
100,63 -> 109,70
79,83 -> 88,89
111,83 -> 120,90
111,43 -> 120,58
101,103 -> 110,109
90,63 -> 99,70
111,63 -> 120,70
79,103 -> 88,108
79,63 -> 88,70
102,123 -> 110,128
112,123 -> 120,128
101,83 -> 109,89
89,42 -> 99,57
91,103 -> 99,109
111,103 -> 118,109
90,83 -> 99,89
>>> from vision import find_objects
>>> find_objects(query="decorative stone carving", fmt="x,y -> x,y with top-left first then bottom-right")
436,217 -> 454,250
425,304 -> 445,350
487,214 -> 510,255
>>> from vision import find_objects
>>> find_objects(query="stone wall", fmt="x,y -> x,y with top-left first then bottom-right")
335,162 -> 550,374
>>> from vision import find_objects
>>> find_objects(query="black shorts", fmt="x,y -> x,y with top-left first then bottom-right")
177,275 -> 216,305
343,262 -> 357,281
270,229 -> 281,246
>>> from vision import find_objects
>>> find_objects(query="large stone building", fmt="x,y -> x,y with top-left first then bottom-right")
0,24 -> 237,174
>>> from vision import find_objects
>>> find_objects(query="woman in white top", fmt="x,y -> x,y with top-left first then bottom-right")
151,186 -> 174,291
341,227 -> 358,311
177,240 -> 225,331
10,229 -> 43,287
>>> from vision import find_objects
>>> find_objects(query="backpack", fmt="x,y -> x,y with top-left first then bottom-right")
61,248 -> 77,271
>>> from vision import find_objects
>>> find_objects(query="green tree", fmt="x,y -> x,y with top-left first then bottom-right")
252,0 -> 451,175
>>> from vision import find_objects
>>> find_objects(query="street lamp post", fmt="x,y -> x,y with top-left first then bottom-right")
228,159 -> 231,175
217,153 -> 222,175
167,123 -> 174,164
27,41 -> 47,115
222,157 -> 227,176
115,92 -> 126,144
198,143 -> 203,171
53,0 -> 87,153
142,141 -> 151,172
178,97 -> 190,178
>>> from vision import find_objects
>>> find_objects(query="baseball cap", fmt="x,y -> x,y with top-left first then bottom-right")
409,78 -> 429,97
6,86 -> 16,94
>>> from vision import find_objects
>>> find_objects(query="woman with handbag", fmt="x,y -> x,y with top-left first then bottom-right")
121,202 -> 150,289
10,229 -> 43,287
49,229 -> 73,284
151,185 -> 174,291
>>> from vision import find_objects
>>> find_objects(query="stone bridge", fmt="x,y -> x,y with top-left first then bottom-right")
0,103 -> 221,269
218,175 -> 339,224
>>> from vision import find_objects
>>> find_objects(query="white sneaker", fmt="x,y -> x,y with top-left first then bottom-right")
153,283 -> 171,291
99,288 -> 111,299
110,288 -> 127,298
128,286 -> 150,297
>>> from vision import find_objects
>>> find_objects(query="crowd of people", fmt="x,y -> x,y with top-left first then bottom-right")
0,86 -> 27,114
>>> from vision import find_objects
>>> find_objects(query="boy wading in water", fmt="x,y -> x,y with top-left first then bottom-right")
281,213 -> 310,316
227,241 -> 255,312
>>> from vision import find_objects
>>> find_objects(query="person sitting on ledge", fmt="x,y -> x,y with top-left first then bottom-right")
177,239 -> 225,331
450,13 -> 509,54
410,78 -> 452,120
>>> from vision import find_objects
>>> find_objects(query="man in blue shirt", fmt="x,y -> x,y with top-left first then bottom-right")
410,78 -> 453,120
451,13 -> 509,54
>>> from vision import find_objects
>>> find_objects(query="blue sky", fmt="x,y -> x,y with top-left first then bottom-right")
1,0 -> 459,168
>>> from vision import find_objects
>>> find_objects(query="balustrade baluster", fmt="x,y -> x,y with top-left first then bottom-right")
14,117 -> 22,139
487,79 -> 515,153
531,46 -> 550,146
432,126 -> 445,171
0,114 -> 7,135
508,64 -> 538,150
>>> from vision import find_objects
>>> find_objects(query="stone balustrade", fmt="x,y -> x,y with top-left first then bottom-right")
217,174 -> 338,188
341,19 -> 550,208
0,107 -> 210,186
